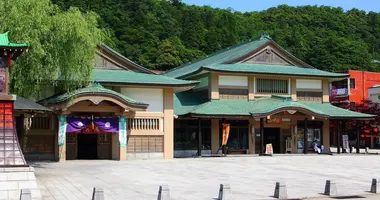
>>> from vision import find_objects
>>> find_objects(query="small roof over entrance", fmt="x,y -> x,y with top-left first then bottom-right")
174,92 -> 374,120
14,96 -> 51,113
40,83 -> 148,112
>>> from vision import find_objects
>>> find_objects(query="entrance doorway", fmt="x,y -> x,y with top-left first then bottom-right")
264,128 -> 281,153
77,134 -> 98,159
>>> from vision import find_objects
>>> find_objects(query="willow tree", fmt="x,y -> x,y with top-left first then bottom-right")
0,0 -> 102,98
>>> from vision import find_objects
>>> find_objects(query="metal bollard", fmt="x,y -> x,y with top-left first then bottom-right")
273,182 -> 287,199
324,180 -> 337,196
157,185 -> 170,200
371,178 -> 378,193
19,189 -> 32,200
92,187 -> 104,200
218,184 -> 231,200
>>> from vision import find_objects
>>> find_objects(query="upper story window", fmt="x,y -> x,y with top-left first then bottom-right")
256,78 -> 288,94
350,78 -> 355,89
218,75 -> 249,99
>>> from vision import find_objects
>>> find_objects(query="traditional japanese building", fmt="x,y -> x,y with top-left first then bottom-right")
13,33 -> 376,161
163,34 -> 374,157
22,43 -> 198,161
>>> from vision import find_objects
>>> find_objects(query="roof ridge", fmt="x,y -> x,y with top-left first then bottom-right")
162,34 -> 267,75
100,43 -> 153,74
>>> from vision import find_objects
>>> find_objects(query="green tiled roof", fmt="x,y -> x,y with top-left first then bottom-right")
174,93 -> 374,119
174,90 -> 206,116
163,35 -> 270,78
201,64 -> 348,78
92,69 -> 199,86
163,34 -> 348,79
14,96 -> 51,112
40,83 -> 147,106
0,32 -> 28,48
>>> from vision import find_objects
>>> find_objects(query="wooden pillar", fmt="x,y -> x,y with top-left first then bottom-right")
303,119 -> 308,154
260,118 -> 264,153
356,120 -> 360,154
197,119 -> 202,157
211,119 -> 220,154
337,120 -> 341,154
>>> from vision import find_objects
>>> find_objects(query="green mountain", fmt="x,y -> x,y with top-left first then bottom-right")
53,0 -> 380,72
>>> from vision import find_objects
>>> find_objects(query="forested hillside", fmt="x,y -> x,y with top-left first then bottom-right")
53,0 -> 380,72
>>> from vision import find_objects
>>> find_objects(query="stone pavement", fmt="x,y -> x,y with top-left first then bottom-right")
32,155 -> 380,200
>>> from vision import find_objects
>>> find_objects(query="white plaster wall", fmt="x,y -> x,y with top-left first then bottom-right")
121,88 -> 163,112
296,79 -> 322,89
219,75 -> 248,87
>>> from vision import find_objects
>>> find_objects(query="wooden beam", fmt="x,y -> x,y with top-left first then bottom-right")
68,105 -> 122,113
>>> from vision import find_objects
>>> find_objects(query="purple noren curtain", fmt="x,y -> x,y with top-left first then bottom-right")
94,118 -> 119,132
66,117 -> 92,132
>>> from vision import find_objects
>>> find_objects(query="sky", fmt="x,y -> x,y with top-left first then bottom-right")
183,0 -> 380,13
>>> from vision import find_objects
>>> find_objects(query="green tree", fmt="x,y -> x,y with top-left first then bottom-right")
0,0 -> 102,97
51,0 -> 380,72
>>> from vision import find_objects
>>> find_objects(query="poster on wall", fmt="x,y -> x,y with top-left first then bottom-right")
58,116 -> 67,146
342,135 -> 349,150
119,117 -> 127,147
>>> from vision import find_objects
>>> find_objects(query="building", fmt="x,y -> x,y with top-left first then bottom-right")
163,34 -> 373,156
12,33 -> 375,161
21,43 -> 198,161
330,70 -> 380,105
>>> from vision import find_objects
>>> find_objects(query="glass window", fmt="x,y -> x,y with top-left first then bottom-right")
221,126 -> 248,150
174,120 -> 211,150
350,78 -> 355,89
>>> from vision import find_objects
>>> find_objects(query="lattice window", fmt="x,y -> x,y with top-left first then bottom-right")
31,117 -> 51,130
219,88 -> 248,100
23,135 -> 54,153
99,133 -> 110,144
127,136 -> 163,152
66,133 -> 77,144
128,118 -> 161,130
297,91 -> 323,102
257,78 -> 288,94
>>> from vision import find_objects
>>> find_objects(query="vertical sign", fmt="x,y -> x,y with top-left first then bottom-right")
119,117 -> 127,147
0,57 -> 7,94
58,116 -> 67,146
342,135 -> 349,150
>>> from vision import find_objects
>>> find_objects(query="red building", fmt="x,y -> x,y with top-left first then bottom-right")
330,70 -> 380,148
330,70 -> 380,105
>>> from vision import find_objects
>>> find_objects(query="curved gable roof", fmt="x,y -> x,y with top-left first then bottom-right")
40,83 -> 148,110
162,35 -> 271,78
98,44 -> 154,74
163,34 -> 348,79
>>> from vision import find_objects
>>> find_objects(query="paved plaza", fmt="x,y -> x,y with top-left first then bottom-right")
33,155 -> 380,200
